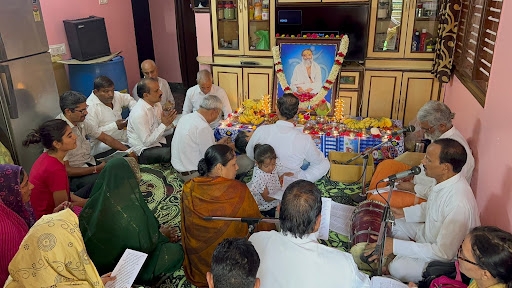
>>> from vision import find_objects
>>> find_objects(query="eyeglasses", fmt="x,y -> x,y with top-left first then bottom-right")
458,246 -> 480,266
420,124 -> 437,133
73,106 -> 89,115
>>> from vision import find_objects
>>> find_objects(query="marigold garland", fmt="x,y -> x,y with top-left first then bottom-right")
272,35 -> 350,109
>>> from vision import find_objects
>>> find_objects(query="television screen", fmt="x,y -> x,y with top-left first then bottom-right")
275,4 -> 369,62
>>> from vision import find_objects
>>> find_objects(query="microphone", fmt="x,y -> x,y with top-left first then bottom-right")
381,166 -> 421,182
391,125 -> 415,136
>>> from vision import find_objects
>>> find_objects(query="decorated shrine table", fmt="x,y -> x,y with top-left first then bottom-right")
214,120 -> 405,164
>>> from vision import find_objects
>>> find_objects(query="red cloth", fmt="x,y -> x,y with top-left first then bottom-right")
0,200 -> 28,284
29,153 -> 70,219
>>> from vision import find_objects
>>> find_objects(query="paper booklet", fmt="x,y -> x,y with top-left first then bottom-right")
96,149 -> 131,163
370,276 -> 409,288
105,249 -> 148,288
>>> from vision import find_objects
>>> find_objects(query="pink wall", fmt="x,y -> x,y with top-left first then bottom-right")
444,0 -> 512,231
149,0 -> 182,83
40,0 -> 139,90
195,13 -> 212,71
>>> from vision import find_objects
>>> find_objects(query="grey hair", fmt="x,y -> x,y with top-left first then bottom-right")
59,91 -> 87,113
196,69 -> 212,83
417,101 -> 455,127
199,94 -> 223,110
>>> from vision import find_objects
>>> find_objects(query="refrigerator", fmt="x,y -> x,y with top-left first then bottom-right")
0,0 -> 61,172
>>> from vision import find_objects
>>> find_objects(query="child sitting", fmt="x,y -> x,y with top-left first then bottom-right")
247,144 -> 293,217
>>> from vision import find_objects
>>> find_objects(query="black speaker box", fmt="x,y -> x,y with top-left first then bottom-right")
63,16 -> 111,61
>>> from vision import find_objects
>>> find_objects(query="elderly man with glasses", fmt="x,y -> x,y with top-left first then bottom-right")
367,101 -> 475,208
57,91 -> 133,195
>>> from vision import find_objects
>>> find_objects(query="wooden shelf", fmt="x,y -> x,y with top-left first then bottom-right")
217,19 -> 238,22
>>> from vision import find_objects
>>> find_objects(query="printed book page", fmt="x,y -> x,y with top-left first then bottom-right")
370,276 -> 408,288
96,150 -> 130,163
270,175 -> 297,200
318,198 -> 332,240
328,201 -> 356,236
105,249 -> 148,288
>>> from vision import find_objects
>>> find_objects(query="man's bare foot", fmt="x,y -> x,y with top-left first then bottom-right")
159,225 -> 181,243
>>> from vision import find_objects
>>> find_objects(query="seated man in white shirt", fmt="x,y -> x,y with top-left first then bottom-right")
207,238 -> 261,288
86,75 -> 137,157
57,91 -> 132,194
182,70 -> 232,128
171,94 -> 232,182
127,78 -> 177,165
397,100 -> 475,198
131,59 -> 175,108
246,93 -> 329,182
249,180 -> 371,288
364,138 -> 481,283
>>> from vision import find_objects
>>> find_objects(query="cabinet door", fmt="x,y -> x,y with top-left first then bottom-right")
367,0 -> 412,58
212,66 -> 243,110
211,0 -> 244,55
398,72 -> 441,125
362,71 -> 402,119
243,0 -> 275,56
338,91 -> 359,117
277,0 -> 320,2
242,68 -> 274,100
323,0 -> 368,2
403,0 -> 439,58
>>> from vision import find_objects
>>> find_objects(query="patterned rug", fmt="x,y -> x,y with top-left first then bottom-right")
139,164 -> 362,288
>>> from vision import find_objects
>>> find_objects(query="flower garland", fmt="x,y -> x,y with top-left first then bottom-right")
272,35 -> 350,109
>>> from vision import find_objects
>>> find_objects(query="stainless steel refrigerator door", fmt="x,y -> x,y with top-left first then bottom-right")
0,0 -> 49,62
0,52 -> 60,172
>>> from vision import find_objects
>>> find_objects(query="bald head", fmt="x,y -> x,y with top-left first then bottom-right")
141,59 -> 158,80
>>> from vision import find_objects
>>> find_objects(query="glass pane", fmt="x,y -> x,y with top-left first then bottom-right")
247,0 -> 271,52
409,0 -> 440,53
216,1 -> 240,50
340,76 -> 356,85
373,0 -> 404,52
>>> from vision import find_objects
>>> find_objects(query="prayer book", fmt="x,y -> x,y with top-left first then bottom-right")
105,249 -> 148,288
370,276 -> 409,288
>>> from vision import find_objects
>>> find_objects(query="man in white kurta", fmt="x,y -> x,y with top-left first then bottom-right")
171,95 -> 231,182
366,138 -> 480,283
131,59 -> 175,107
249,180 -> 371,288
86,76 -> 137,156
398,101 -> 475,198
182,70 -> 232,128
127,78 -> 176,164
246,94 -> 329,182
290,48 -> 322,94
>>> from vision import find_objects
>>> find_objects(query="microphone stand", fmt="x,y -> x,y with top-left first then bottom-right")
203,217 -> 280,236
373,179 -> 396,276
340,140 -> 390,203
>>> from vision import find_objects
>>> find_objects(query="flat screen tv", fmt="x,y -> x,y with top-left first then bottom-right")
276,4 -> 369,62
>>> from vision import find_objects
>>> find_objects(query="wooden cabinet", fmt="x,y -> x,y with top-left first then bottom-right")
367,0 -> 440,59
211,0 -> 275,57
337,67 -> 364,117
212,66 -> 274,109
278,0 -> 365,2
362,71 -> 442,125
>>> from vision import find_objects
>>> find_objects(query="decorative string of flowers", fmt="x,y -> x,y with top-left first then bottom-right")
272,35 -> 350,109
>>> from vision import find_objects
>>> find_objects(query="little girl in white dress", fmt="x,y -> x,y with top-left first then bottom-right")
247,144 -> 293,217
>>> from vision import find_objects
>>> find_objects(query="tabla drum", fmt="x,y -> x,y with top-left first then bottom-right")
350,200 -> 389,246
349,200 -> 390,271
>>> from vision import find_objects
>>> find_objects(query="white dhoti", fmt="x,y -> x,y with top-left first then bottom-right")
388,218 -> 429,283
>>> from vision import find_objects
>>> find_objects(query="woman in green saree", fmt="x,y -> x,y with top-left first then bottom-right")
79,157 -> 184,284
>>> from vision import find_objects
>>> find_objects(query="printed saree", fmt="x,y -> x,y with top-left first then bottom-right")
4,209 -> 103,287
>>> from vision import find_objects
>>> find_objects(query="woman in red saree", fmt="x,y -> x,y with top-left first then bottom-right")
181,144 -> 274,287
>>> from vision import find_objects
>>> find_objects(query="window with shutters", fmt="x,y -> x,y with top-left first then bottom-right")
453,0 -> 502,107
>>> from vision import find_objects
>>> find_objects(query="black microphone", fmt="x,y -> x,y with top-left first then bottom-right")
391,125 -> 416,136
381,166 -> 421,182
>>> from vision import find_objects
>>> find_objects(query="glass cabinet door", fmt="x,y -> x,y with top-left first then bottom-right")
404,0 -> 439,58
212,0 -> 244,55
243,0 -> 274,56
367,0 -> 410,58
